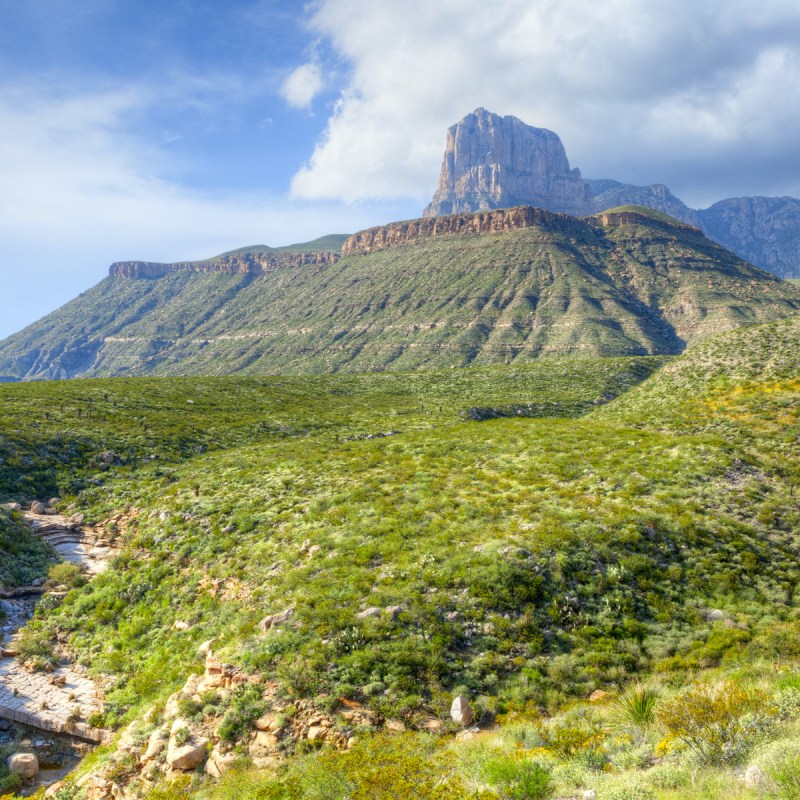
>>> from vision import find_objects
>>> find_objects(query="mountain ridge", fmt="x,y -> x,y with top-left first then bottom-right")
424,109 -> 800,279
1,205 -> 798,380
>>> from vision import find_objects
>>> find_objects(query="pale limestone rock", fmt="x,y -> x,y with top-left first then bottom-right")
258,606 -> 295,633
205,747 -> 238,779
167,738 -> 209,771
307,726 -> 326,741
744,764 -> 769,790
7,752 -> 39,780
423,108 -> 591,218
141,726 -> 168,764
450,695 -> 474,726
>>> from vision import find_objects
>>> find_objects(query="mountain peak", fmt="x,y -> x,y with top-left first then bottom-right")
423,109 -> 592,218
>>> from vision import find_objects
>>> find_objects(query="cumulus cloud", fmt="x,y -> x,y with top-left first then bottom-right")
291,0 -> 800,207
281,61 -> 324,108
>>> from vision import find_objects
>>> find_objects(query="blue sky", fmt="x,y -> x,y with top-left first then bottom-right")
3,0 -> 800,339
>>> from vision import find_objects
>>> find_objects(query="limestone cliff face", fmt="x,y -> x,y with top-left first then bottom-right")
697,197 -> 800,279
423,109 -> 592,218
342,206 -> 570,256
110,251 -> 339,279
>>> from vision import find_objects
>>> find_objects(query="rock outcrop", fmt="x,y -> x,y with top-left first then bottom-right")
343,205 -> 570,256
424,109 -> 800,279
110,251 -> 339,280
423,108 -> 592,218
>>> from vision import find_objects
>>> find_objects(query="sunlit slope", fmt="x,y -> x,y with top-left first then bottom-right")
3,318 -> 795,728
1,209 -> 798,378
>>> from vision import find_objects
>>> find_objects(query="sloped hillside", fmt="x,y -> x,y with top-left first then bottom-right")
1,207 -> 798,379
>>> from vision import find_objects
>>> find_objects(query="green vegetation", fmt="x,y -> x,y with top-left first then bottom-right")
0,311 -> 798,799
209,234 -> 349,260
2,211 -> 798,379
0,507 -> 53,589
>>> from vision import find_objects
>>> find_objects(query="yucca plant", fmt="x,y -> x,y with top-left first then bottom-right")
610,684 -> 660,744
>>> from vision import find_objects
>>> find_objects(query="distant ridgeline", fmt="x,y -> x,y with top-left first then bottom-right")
110,250 -> 339,279
1,204 -> 799,379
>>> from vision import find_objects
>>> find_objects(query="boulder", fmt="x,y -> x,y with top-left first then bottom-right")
582,791 -> 597,800
30,501 -> 47,515
355,607 -> 382,619
167,736 -> 209,771
69,512 -> 86,525
450,695 -> 474,727
7,752 -> 39,780
141,726 -> 168,764
5,502 -> 21,512
307,726 -> 326,741
205,747 -> 238,779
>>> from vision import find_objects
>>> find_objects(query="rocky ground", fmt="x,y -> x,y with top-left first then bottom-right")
2,503 -> 117,791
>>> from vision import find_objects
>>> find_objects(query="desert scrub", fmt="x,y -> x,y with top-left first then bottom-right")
656,681 -> 774,764
217,683 -> 266,744
47,561 -> 87,590
481,755 -> 553,799
610,684 -> 659,745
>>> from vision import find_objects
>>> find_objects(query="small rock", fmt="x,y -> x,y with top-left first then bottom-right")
589,689 -> 611,703
307,726 -> 326,741
258,606 -> 295,632
70,513 -> 86,525
30,501 -> 47,515
450,695 -> 474,727
744,764 -> 769,790
5,502 -> 21,512
385,605 -> 404,619
356,607 -> 382,619
582,791 -> 597,800
197,639 -> 214,657
7,752 -> 39,780
173,620 -> 190,631
385,719 -> 406,733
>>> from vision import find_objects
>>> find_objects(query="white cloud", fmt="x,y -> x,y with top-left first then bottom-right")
0,82 -> 413,340
291,0 -> 800,207
281,61 -> 324,108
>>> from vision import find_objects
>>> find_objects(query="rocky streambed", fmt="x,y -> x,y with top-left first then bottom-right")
1,504 -> 117,792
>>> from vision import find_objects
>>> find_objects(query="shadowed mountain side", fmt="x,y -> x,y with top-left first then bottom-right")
0,208 -> 798,379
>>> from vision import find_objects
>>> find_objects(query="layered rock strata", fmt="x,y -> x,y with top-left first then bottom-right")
110,251 -> 339,280
423,108 -> 591,218
343,205 -> 569,256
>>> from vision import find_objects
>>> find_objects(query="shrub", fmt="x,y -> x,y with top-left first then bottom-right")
656,681 -> 773,765
47,561 -> 87,589
606,784 -> 655,800
482,756 -> 552,800
536,713 -> 605,762
767,753 -> 800,799
610,684 -> 659,744
217,683 -> 266,744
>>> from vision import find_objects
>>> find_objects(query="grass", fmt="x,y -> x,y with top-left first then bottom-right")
0,312 -> 797,799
